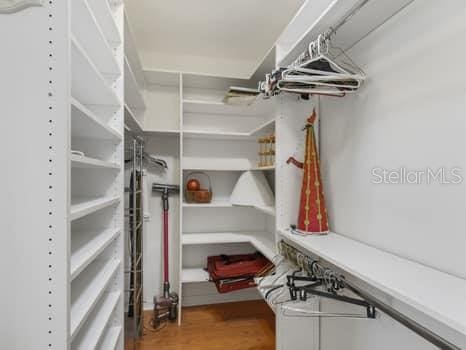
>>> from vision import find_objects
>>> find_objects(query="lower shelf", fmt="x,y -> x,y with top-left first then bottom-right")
70,196 -> 121,221
181,268 -> 210,283
99,325 -> 122,350
72,291 -> 120,350
182,232 -> 276,261
70,259 -> 120,340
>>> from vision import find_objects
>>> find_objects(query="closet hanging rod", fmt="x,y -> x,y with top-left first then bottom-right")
279,241 -> 460,350
324,0 -> 371,40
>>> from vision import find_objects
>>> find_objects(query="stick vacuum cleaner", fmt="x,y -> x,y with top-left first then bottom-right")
151,183 -> 180,328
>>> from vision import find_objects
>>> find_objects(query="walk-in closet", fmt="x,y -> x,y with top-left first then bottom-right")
1,1 -> 466,350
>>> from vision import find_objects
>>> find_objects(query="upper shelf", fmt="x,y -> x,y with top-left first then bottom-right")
183,97 -> 273,117
71,98 -> 122,141
278,229 -> 466,339
277,0 -> 415,67
125,57 -> 146,110
71,37 -> 121,108
71,0 -> 120,79
124,104 -> 144,135
86,0 -> 121,46
183,118 -> 275,140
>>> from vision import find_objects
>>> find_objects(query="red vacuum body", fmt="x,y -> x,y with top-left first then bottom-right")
152,183 -> 180,328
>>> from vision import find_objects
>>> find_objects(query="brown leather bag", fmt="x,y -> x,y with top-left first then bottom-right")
207,253 -> 273,293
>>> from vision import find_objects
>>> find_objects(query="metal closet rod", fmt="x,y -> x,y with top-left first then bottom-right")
324,0 -> 371,40
279,241 -> 460,350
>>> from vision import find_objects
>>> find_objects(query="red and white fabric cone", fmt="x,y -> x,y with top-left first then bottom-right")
287,109 -> 329,235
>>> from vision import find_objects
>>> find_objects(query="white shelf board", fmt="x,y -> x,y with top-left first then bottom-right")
71,98 -> 122,141
183,97 -> 273,117
278,229 -> 466,337
71,37 -> 121,107
124,104 -> 144,135
278,0 -> 414,67
98,325 -> 122,350
182,232 -> 276,261
183,130 -> 252,140
86,0 -> 121,46
182,158 -> 253,172
71,155 -> 120,170
183,117 -> 274,141
70,228 -> 121,281
181,268 -> 210,283
254,205 -> 275,216
70,196 -> 120,221
72,0 -> 120,79
125,57 -> 146,110
182,201 -> 275,216
70,259 -> 120,341
251,165 -> 275,171
72,291 -> 120,350
250,118 -> 275,136
183,201 -> 233,208
144,129 -> 181,137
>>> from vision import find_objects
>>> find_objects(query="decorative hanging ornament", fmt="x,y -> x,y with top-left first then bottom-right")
287,109 -> 329,235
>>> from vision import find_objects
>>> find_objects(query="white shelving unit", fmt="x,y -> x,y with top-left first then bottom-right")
69,0 -> 125,348
176,76 -> 278,323
1,1 -> 125,348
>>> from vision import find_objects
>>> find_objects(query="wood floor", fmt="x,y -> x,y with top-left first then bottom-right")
127,300 -> 275,350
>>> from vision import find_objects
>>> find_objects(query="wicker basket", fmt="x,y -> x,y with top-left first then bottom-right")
185,172 -> 212,203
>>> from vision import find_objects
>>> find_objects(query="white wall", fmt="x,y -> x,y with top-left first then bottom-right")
319,0 -> 466,348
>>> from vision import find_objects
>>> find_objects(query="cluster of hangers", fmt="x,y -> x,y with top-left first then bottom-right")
256,241 -> 376,319
260,31 -> 366,98
124,138 -> 168,169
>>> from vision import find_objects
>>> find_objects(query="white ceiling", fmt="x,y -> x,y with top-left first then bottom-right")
124,0 -> 304,78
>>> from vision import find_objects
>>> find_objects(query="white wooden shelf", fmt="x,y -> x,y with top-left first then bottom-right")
71,155 -> 120,170
183,97 -> 273,117
253,205 -> 275,216
278,229 -> 466,337
182,232 -> 276,261
183,118 -> 274,141
71,37 -> 121,108
72,291 -> 121,350
181,268 -> 210,283
183,130 -> 252,140
182,159 -> 252,172
99,325 -> 122,350
70,228 -> 121,281
71,98 -> 122,141
145,129 -> 181,137
183,201 -> 275,216
71,0 -> 120,79
183,159 -> 274,172
86,0 -> 121,46
70,259 -> 120,341
70,196 -> 121,221
183,201 -> 233,208
124,104 -> 144,135
251,165 -> 275,171
250,119 -> 275,136
125,57 -> 146,110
